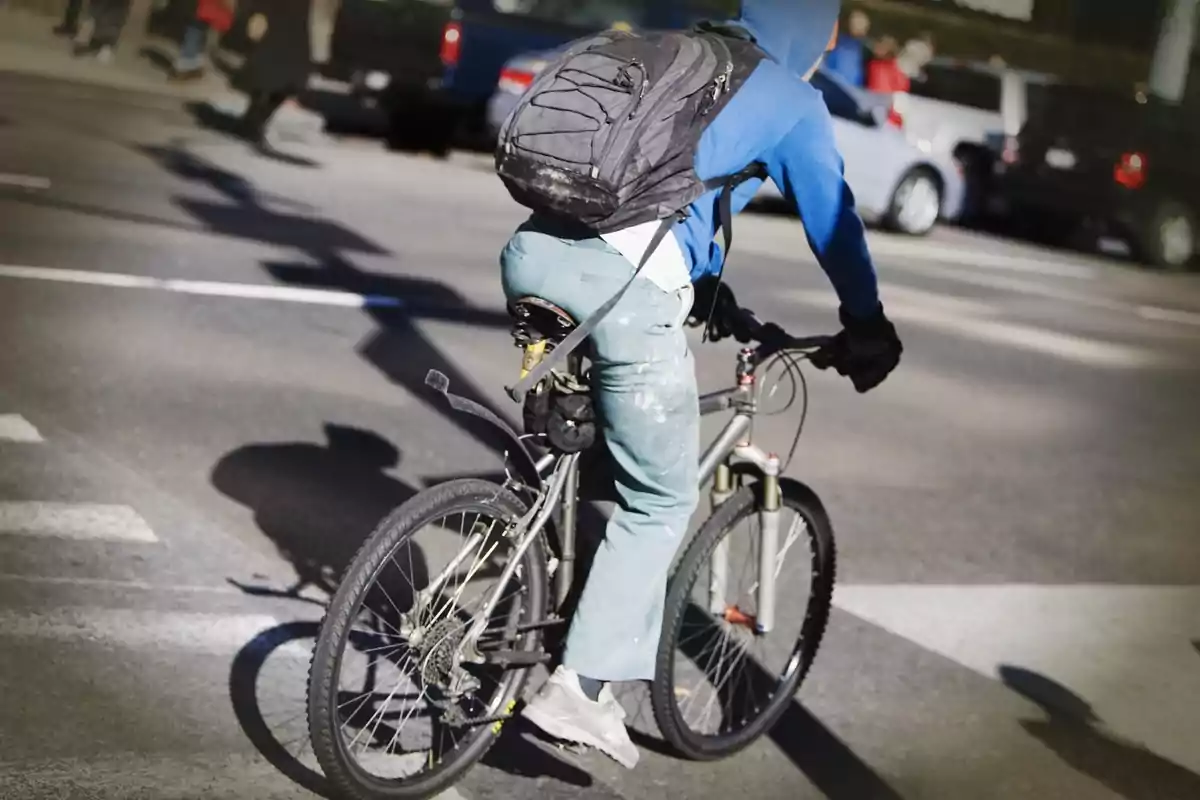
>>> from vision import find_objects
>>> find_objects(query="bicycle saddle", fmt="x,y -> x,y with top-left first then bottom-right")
509,296 -> 578,346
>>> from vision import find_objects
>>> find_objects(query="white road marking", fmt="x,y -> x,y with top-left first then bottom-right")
1137,305 -> 1200,327
0,572 -> 242,594
0,608 -> 306,656
0,173 -> 51,190
0,264 -> 403,308
886,262 -> 1200,330
866,235 -> 1100,280
788,289 -> 1163,369
0,413 -> 43,442
834,584 -> 1200,773
0,502 -> 158,543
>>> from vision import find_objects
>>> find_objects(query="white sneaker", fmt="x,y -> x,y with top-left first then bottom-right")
522,666 -> 640,769
96,46 -> 114,64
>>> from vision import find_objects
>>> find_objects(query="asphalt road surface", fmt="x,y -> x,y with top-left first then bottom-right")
1,72 -> 1199,800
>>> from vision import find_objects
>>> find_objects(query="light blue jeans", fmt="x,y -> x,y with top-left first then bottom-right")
500,217 -> 699,682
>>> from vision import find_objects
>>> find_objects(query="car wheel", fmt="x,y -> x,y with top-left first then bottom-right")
385,104 -> 454,158
886,168 -> 942,236
1138,201 -> 1195,271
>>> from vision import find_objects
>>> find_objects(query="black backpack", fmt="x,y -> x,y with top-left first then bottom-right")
496,23 -> 768,401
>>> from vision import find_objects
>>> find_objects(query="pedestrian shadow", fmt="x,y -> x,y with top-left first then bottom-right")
139,143 -> 320,214
212,423 -> 420,596
136,45 -> 177,77
183,100 -> 248,139
138,144 -> 519,463
999,664 -> 1200,799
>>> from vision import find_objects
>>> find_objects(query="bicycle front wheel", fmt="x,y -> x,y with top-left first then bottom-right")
308,479 -> 548,800
651,477 -> 836,761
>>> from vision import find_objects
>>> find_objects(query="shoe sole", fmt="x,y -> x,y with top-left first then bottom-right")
522,703 -> 639,769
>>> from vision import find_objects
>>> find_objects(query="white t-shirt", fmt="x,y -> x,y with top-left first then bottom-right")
600,220 -> 692,294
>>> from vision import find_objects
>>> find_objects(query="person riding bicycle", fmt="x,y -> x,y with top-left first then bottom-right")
499,0 -> 903,768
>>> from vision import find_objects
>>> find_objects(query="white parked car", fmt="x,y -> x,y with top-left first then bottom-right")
755,66 -> 965,236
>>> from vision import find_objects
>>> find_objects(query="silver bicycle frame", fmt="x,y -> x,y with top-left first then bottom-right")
453,370 -> 788,661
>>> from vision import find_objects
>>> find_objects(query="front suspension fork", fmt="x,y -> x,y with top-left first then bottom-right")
707,455 -> 782,635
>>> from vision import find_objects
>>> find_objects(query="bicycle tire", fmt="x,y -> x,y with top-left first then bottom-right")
651,477 -> 836,761
308,478 -> 548,800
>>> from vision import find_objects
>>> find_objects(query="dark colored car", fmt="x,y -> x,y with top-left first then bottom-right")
994,83 -> 1199,270
323,0 -> 734,155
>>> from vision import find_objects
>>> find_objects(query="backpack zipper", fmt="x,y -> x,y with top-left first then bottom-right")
593,34 -> 723,183
591,57 -> 649,179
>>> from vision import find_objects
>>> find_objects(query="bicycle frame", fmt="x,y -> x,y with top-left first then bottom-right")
423,346 -> 789,667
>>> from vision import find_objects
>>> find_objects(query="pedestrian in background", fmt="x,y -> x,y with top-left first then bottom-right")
824,8 -> 871,87
897,31 -> 935,79
866,35 -> 910,95
172,0 -> 235,81
232,0 -> 313,145
70,0 -> 130,63
52,0 -> 86,39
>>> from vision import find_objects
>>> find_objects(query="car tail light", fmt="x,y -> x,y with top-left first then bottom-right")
498,67 -> 535,94
1114,151 -> 1147,189
440,22 -> 462,66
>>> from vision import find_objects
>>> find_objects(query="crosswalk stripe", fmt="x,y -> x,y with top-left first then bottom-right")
0,608 -> 305,656
0,414 -> 43,442
0,502 -> 158,542
833,584 -> 1200,774
0,754 -> 308,797
0,755 -> 471,799
0,572 -> 243,594
787,289 -> 1164,369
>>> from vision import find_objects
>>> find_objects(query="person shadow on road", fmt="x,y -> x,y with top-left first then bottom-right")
1000,664 -> 1200,799
212,422 -> 421,598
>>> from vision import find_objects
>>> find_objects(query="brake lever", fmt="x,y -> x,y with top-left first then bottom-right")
808,340 -> 838,371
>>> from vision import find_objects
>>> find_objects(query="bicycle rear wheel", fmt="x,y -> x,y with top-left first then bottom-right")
307,479 -> 548,800
651,477 -> 836,760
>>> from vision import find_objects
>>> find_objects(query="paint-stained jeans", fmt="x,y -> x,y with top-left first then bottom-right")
500,217 -> 699,682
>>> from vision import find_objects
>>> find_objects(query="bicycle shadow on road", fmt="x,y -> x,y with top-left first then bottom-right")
623,602 -> 904,800
999,664 -> 1200,799
228,619 -> 595,800
230,620 -> 333,798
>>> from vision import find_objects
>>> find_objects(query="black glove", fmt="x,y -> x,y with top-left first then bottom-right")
812,304 -> 902,393
688,276 -> 755,343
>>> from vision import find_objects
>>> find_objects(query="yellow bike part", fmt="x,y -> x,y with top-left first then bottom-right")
520,340 -> 547,379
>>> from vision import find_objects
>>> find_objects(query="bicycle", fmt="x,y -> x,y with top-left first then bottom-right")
306,294 -> 840,800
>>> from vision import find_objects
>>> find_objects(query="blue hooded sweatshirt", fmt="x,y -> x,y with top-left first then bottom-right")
676,0 -> 880,319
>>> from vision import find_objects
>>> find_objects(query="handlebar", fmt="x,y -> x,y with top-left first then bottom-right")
734,308 -> 835,363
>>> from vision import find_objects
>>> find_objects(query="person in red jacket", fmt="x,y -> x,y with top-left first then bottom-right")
172,0 -> 234,80
866,35 -> 910,95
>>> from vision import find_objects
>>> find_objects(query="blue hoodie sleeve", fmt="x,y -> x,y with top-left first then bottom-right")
764,104 -> 881,319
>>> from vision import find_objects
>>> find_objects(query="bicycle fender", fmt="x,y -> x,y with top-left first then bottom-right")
425,369 -> 543,489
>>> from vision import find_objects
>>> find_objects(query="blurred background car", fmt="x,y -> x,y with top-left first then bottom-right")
320,0 -> 727,156
893,57 -> 1058,224
488,58 -> 964,238
992,81 -> 1198,271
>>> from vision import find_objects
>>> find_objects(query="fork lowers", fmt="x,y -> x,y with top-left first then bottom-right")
756,455 -> 781,634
